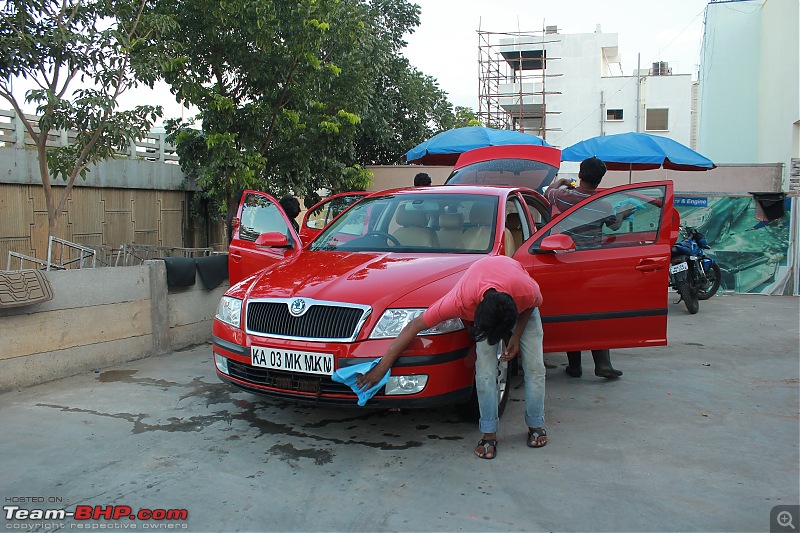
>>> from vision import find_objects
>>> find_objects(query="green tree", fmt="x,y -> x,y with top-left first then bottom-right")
160,0 -> 376,220
353,55 -> 456,165
453,106 -> 482,128
0,0 -> 175,238
349,0 -> 453,165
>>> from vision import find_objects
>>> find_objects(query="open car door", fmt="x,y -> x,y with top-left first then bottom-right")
299,191 -> 369,243
515,181 -> 674,352
228,190 -> 300,286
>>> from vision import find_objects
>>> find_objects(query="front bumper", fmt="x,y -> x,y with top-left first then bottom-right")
212,335 -> 474,409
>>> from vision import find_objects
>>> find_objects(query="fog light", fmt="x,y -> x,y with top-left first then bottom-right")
384,375 -> 428,395
214,352 -> 229,374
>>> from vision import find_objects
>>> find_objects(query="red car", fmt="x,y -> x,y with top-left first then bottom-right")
215,145 -> 674,413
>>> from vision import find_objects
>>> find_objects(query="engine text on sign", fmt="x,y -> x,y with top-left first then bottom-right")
252,347 -> 333,375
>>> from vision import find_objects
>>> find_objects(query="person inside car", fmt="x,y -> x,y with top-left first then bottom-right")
355,254 -> 547,459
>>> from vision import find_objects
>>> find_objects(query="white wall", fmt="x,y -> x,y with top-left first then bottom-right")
756,0 -> 800,178
699,0 -> 799,188
530,31 -> 694,152
698,0 -> 762,164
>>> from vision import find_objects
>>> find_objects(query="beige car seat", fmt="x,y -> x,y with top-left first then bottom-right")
505,213 -> 524,254
463,203 -> 495,251
393,206 -> 439,247
437,212 -> 465,250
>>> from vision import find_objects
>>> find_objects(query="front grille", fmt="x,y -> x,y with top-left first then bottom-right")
246,299 -> 369,341
227,359 -> 357,396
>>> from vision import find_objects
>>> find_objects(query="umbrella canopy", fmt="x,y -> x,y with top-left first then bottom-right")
561,132 -> 715,171
405,126 -> 550,165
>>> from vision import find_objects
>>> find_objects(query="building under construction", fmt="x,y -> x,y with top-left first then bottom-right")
478,27 -> 562,138
478,25 -> 694,151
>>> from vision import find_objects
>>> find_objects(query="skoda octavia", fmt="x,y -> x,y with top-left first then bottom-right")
213,145 -> 675,413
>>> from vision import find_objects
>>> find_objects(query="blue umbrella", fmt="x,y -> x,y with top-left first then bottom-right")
405,126 -> 550,165
561,132 -> 715,172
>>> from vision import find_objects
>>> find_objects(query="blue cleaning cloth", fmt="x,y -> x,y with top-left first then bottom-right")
614,198 -> 646,221
331,358 -> 390,406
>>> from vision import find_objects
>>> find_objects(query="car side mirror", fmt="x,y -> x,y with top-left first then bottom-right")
539,234 -> 576,252
255,232 -> 292,248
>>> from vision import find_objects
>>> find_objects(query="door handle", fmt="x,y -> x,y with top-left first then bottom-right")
230,252 -> 242,263
636,260 -> 663,272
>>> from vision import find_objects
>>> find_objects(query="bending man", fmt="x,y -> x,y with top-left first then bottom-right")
356,255 -> 547,459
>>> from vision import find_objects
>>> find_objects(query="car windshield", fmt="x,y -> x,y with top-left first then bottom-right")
445,158 -> 559,193
309,193 -> 498,253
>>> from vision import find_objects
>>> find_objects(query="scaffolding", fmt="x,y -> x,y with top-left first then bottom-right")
478,27 -> 562,140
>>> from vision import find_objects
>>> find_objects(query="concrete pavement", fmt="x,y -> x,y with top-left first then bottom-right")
1,294 -> 798,532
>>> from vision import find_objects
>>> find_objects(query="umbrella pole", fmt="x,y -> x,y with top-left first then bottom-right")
628,164 -> 632,185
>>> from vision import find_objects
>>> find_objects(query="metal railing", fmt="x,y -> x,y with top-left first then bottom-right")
0,108 -> 179,163
6,240 -> 217,271
45,237 -> 97,270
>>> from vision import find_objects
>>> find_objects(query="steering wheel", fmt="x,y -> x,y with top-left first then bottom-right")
364,231 -> 401,246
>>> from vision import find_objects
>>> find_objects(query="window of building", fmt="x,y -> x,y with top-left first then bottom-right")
606,109 -> 623,121
645,108 -> 669,131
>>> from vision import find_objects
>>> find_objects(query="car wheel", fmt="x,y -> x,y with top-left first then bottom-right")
455,343 -> 510,422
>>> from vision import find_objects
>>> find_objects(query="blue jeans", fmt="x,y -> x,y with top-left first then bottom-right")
474,308 -> 545,434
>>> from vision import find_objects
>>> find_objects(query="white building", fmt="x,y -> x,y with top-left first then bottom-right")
697,0 -> 800,190
479,26 -> 695,152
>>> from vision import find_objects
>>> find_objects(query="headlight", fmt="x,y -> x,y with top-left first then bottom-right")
384,375 -> 428,395
215,296 -> 242,328
369,309 -> 464,339
214,352 -> 229,374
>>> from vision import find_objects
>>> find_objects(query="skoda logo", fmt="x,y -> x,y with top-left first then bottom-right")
289,298 -> 308,317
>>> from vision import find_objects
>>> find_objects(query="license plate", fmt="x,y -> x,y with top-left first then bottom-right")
670,262 -> 689,274
251,346 -> 334,376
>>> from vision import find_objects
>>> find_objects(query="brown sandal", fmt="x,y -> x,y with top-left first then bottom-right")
475,438 -> 497,459
527,427 -> 547,448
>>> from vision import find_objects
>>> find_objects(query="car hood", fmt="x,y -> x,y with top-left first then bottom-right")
242,251 -> 480,310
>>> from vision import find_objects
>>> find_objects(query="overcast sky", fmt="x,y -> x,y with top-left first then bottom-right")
402,0 -> 710,110
8,0 -> 710,125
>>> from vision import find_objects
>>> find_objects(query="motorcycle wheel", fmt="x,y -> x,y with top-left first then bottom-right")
698,262 -> 721,301
678,279 -> 700,314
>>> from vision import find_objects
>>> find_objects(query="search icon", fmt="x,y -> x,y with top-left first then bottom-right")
778,511 -> 795,530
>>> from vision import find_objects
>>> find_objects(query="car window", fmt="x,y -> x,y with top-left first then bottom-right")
239,193 -> 292,242
305,194 -> 365,230
522,193 -> 550,230
533,186 -> 666,251
310,193 -> 497,253
446,158 -> 559,192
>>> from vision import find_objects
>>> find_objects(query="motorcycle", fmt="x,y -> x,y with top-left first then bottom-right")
668,226 -> 722,314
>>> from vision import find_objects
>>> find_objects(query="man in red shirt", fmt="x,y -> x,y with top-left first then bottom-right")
356,255 -> 547,459
546,156 -> 623,379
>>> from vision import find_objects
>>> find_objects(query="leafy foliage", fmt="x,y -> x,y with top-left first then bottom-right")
161,0 -> 473,220
160,0 -> 375,219
0,0 -> 176,236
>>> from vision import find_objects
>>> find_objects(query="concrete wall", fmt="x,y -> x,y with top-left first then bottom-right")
366,165 -> 454,191
0,260 -> 228,392
0,146 -> 192,191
